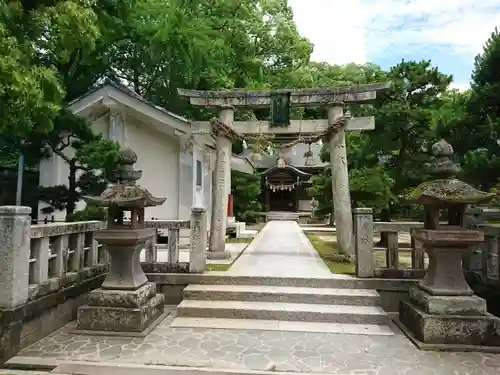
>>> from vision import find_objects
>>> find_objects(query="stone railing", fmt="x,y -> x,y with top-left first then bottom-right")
28,220 -> 106,300
473,225 -> 500,284
0,206 -> 207,310
461,207 -> 500,285
139,207 -> 208,274
354,208 -> 426,278
354,207 -> 500,281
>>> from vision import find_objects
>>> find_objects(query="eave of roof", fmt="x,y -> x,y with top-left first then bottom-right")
67,78 -> 190,125
261,164 -> 311,178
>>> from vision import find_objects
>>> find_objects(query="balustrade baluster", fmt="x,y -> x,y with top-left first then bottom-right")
52,235 -> 68,277
168,228 -> 180,263
146,232 -> 158,262
87,232 -> 99,266
486,235 -> 498,279
70,233 -> 85,271
411,236 -> 425,269
481,236 -> 492,281
31,237 -> 50,284
386,231 -> 399,269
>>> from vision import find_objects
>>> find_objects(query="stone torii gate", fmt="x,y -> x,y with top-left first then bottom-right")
178,83 -> 390,259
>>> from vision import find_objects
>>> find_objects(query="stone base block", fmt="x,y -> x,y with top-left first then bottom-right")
206,251 -> 231,260
87,282 -> 156,308
75,291 -> 165,337
409,287 -> 487,315
399,300 -> 500,347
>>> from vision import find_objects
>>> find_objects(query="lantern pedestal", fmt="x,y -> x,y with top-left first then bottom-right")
75,228 -> 165,336
399,229 -> 500,348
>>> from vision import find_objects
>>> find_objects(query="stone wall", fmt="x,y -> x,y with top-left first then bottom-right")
0,268 -> 106,363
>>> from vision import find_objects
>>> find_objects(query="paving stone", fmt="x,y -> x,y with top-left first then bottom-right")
6,311 -> 500,375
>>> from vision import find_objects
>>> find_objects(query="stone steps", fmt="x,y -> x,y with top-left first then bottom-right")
265,212 -> 300,221
172,281 -> 394,335
171,317 -> 394,335
176,299 -> 388,325
183,284 -> 381,306
148,273 -> 403,290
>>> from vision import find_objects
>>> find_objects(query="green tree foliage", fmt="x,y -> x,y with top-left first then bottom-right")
309,60 -> 452,219
369,60 -> 452,193
0,0 -> 99,136
96,0 -> 312,118
231,171 -> 262,223
438,29 -> 500,191
35,111 -> 120,220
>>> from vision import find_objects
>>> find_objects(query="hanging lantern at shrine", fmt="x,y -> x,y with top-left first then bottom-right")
270,91 -> 291,127
304,143 -> 314,166
276,155 -> 286,168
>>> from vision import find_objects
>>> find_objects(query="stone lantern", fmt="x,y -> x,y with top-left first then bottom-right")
399,139 -> 500,348
75,147 -> 166,336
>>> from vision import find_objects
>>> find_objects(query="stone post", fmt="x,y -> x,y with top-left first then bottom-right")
0,206 -> 31,309
327,104 -> 353,256
190,206 -> 207,273
353,208 -> 374,277
208,105 -> 233,259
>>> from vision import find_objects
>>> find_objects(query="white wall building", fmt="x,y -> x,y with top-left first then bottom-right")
38,80 -> 254,224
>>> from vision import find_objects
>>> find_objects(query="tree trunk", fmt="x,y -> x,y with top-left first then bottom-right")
66,161 -> 78,221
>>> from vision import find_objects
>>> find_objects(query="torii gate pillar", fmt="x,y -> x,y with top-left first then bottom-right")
327,104 -> 353,256
208,105 -> 234,259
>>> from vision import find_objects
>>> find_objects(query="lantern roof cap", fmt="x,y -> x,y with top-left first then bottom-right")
405,139 -> 495,206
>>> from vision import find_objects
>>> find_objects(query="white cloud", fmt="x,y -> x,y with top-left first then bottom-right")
361,0 -> 500,56
450,82 -> 471,92
288,0 -> 367,65
289,0 -> 500,64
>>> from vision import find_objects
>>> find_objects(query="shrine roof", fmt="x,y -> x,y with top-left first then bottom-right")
66,79 -> 256,175
68,78 -> 190,125
261,164 -> 311,179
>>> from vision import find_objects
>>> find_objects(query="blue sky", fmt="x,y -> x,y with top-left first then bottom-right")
288,0 -> 500,91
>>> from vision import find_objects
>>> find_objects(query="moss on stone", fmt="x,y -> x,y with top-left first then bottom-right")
405,179 -> 495,205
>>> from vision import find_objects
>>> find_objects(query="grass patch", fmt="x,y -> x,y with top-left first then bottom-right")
307,235 -> 355,275
205,263 -> 231,271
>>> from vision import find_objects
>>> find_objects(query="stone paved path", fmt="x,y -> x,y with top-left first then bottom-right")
12,310 -> 500,375
227,221 -> 333,278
